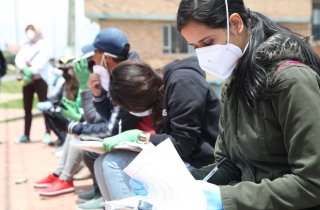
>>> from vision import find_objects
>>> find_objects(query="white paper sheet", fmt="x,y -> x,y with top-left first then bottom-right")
122,138 -> 207,210
70,136 -> 153,154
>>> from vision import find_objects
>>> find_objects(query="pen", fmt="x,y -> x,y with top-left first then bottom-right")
202,157 -> 227,182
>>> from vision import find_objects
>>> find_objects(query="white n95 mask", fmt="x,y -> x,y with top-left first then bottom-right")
93,55 -> 110,91
196,44 -> 243,79
26,30 -> 36,41
195,0 -> 248,79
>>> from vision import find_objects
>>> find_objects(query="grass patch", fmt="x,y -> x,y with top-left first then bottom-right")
0,79 -> 22,94
0,97 -> 38,109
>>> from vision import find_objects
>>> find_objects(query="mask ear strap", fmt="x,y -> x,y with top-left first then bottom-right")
225,0 -> 230,44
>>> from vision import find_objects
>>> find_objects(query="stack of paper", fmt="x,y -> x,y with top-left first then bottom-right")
105,139 -> 207,210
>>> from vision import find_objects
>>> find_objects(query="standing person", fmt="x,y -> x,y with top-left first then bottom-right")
96,56 -> 221,201
15,24 -> 52,143
0,49 -> 6,80
175,0 -> 320,209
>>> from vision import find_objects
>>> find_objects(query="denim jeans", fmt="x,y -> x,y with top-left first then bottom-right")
94,150 -> 138,201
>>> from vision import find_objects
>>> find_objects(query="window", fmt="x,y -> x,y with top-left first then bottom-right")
162,25 -> 194,54
312,3 -> 320,40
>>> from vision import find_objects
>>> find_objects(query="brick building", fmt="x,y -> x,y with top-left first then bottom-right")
84,0 -> 317,68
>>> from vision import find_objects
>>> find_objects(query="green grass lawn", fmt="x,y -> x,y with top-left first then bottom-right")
0,79 -> 38,109
1,79 -> 22,93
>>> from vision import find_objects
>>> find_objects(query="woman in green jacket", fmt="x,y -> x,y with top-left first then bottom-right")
177,0 -> 320,209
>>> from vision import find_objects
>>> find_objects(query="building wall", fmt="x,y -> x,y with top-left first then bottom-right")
87,0 -> 314,67
244,0 -> 312,19
244,0 -> 312,36
98,19 -> 189,68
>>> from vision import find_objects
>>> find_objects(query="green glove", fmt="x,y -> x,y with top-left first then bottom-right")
60,97 -> 82,121
22,67 -> 33,86
103,129 -> 143,152
73,58 -> 90,91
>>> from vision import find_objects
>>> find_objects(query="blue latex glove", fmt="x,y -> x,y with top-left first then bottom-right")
37,101 -> 53,111
197,180 -> 223,210
129,178 -> 148,196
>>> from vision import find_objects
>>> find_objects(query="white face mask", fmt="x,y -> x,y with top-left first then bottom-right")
195,0 -> 249,79
130,109 -> 152,117
93,55 -> 110,91
26,30 -> 36,41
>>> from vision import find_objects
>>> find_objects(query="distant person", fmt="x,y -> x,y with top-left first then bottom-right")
0,49 -> 6,80
15,24 -> 52,144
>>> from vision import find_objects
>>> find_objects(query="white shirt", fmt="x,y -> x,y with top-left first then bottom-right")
15,39 -> 52,82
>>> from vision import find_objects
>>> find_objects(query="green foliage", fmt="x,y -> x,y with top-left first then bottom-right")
2,51 -> 16,65
1,80 -> 21,93
0,97 -> 38,109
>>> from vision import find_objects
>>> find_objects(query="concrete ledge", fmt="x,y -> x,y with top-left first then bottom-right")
0,109 -> 42,124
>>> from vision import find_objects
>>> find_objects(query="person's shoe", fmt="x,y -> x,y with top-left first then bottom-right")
15,135 -> 30,143
42,133 -> 52,144
77,190 -> 96,202
77,196 -> 105,210
37,101 -> 53,111
33,174 -> 59,188
74,166 -> 92,181
48,139 -> 64,147
39,179 -> 74,196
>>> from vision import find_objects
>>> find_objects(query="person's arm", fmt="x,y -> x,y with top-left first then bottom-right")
220,65 -> 320,210
28,40 -> 51,75
70,106 -> 140,138
149,71 -> 220,161
80,90 -> 102,124
15,45 -> 28,69
92,89 -> 112,122
190,81 -> 241,185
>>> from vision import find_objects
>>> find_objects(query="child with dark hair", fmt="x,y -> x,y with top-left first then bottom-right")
96,56 -> 221,201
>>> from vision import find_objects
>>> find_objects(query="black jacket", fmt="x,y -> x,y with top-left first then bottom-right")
70,90 -> 140,137
150,56 -> 221,168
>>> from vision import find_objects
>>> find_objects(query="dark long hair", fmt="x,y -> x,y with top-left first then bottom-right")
109,60 -> 164,132
177,0 -> 320,109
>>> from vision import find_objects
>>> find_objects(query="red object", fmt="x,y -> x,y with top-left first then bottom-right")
135,115 -> 155,134
39,179 -> 74,196
33,174 -> 59,188
276,61 -> 302,72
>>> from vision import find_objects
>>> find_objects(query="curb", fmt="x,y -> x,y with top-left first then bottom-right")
0,111 -> 43,124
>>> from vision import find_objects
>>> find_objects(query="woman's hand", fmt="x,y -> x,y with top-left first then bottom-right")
196,180 -> 223,210
87,73 -> 102,97
102,129 -> 143,152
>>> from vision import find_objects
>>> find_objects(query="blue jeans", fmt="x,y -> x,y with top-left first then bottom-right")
94,150 -> 194,201
94,150 -> 138,201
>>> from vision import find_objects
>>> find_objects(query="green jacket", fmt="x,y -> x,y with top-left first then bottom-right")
192,34 -> 320,210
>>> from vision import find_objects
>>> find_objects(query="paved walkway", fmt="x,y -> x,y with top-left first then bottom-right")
0,109 -> 93,210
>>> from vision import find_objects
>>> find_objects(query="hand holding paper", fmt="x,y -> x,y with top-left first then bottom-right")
102,129 -> 143,152
129,179 -> 148,196
196,180 -> 223,210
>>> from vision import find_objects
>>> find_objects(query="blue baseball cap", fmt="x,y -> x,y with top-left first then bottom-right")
82,27 -> 130,59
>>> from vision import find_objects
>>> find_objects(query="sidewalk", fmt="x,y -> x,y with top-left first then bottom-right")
0,109 -> 93,210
